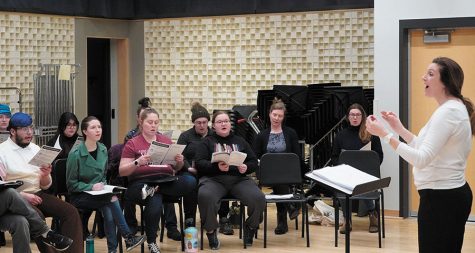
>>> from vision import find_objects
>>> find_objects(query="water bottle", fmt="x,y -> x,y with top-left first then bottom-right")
184,218 -> 198,253
85,234 -> 94,253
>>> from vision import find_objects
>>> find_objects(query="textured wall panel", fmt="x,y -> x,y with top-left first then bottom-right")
0,13 -> 74,116
145,9 -> 374,132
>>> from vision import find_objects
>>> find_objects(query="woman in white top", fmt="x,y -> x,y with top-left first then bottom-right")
366,57 -> 473,253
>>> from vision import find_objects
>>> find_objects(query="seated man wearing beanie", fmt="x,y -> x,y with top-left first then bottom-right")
0,112 -> 83,253
177,102 -> 234,235
0,187 -> 73,253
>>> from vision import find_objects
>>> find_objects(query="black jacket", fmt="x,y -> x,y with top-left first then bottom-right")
195,132 -> 258,178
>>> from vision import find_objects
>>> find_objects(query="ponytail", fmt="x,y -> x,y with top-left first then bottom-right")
462,96 -> 475,136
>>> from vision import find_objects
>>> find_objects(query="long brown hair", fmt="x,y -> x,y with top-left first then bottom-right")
347,103 -> 371,143
433,57 -> 475,135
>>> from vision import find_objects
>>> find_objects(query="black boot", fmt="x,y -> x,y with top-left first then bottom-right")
274,211 -> 288,235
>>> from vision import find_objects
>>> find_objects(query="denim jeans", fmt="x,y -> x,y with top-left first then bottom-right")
70,193 -> 132,252
101,201 -> 131,252
125,174 -> 197,243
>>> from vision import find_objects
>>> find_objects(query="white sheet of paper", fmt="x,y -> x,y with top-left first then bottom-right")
28,146 -> 62,167
307,164 -> 378,195
84,185 -> 126,195
211,151 -> 247,166
265,194 -> 294,200
147,141 -> 185,165
360,141 -> 371,151
58,65 -> 71,80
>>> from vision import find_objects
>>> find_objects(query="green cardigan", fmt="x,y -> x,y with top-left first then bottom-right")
66,141 -> 108,193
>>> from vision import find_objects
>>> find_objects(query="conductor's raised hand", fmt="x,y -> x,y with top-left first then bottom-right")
381,111 -> 404,133
366,115 -> 388,137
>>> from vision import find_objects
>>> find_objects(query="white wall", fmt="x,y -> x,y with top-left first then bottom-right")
374,0 -> 475,211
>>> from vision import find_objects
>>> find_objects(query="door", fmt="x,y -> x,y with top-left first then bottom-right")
409,29 -> 475,217
87,38 -> 111,148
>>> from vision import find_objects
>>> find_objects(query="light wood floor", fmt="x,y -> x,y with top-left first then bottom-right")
1,205 -> 475,253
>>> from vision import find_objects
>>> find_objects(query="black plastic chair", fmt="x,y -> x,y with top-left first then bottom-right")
259,153 -> 310,248
334,150 -> 385,248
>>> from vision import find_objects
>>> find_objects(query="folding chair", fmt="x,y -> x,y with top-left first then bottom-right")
259,153 -> 310,248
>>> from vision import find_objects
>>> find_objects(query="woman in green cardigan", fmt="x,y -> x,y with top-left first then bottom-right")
66,116 -> 144,253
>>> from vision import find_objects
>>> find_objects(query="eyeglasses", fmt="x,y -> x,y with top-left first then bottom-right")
215,120 -> 230,125
16,125 -> 35,133
349,113 -> 362,118
66,123 -> 77,128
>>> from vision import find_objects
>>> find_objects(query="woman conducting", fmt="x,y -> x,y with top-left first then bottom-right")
366,57 -> 473,252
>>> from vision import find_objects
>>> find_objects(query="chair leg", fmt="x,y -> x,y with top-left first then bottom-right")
159,212 -> 165,243
377,200 -> 382,248
381,192 -> 386,238
304,201 -> 310,247
333,197 -> 339,247
140,206 -> 145,253
242,204 -> 246,249
117,230 -> 123,253
263,204 -> 267,248
200,224 -> 204,250
179,201 -> 184,252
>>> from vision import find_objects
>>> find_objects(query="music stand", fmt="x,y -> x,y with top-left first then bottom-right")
306,170 -> 391,253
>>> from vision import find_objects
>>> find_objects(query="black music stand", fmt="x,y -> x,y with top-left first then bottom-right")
306,171 -> 391,253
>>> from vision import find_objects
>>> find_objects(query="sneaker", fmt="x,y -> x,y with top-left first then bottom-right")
368,210 -> 379,233
41,231 -> 73,251
125,234 -> 145,251
141,184 -> 155,200
166,227 -> 182,241
148,242 -> 161,253
206,230 -> 220,250
244,225 -> 256,246
218,217 -> 234,235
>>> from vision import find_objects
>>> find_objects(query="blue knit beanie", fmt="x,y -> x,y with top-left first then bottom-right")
0,104 -> 11,117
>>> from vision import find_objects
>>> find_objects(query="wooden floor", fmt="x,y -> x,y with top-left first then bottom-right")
1,205 -> 475,253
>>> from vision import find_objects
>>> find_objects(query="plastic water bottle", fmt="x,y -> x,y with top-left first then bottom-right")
86,234 -> 94,253
184,218 -> 198,253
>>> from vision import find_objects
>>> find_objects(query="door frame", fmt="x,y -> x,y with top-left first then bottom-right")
399,17 -> 475,217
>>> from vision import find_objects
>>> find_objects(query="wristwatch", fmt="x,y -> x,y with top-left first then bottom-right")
134,160 -> 139,166
383,133 -> 393,144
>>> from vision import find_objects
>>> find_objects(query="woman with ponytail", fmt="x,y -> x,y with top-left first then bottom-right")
366,57 -> 473,253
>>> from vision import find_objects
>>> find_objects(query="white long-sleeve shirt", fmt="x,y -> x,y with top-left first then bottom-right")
396,100 -> 472,190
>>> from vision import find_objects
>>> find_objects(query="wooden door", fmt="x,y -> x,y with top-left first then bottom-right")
409,29 -> 475,216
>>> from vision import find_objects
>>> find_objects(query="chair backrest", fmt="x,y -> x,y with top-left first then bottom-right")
259,153 -> 302,186
51,158 -> 68,196
338,150 -> 381,178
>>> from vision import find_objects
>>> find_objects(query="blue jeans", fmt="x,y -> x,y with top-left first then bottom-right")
101,201 -> 131,252
70,193 -> 132,252
125,174 -> 197,243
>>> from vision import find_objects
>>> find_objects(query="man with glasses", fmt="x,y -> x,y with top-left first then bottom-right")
0,112 -> 83,253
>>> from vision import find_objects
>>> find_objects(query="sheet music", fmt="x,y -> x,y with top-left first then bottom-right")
360,141 -> 371,151
0,131 -> 9,144
307,164 -> 378,195
265,194 -> 294,200
211,151 -> 247,166
28,145 -> 62,167
147,141 -> 186,166
84,185 -> 126,195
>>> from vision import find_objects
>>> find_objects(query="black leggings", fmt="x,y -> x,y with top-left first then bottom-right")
418,183 -> 472,253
